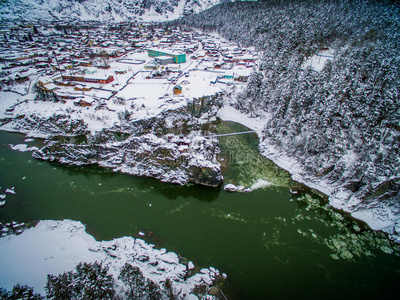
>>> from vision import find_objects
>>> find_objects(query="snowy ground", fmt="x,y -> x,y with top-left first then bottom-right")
301,48 -> 335,71
0,220 -> 224,298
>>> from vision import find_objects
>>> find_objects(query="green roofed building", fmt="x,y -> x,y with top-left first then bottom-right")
147,48 -> 186,64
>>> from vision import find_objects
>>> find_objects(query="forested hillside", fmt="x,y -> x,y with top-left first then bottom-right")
0,0 -> 223,22
170,0 -> 400,240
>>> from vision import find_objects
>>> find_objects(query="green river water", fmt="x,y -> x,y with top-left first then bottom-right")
1,122 -> 400,300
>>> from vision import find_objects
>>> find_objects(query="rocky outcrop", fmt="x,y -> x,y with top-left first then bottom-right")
0,114 -> 89,137
33,132 -> 223,187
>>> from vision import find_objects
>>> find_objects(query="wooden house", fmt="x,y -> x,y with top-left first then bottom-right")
15,74 -> 29,83
74,85 -> 92,91
63,74 -> 114,84
173,85 -> 182,95
74,99 -> 92,107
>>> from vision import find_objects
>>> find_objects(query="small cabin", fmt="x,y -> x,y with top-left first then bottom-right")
74,85 -> 92,91
145,60 -> 159,70
15,74 -> 29,84
79,61 -> 92,67
74,99 -> 92,107
173,85 -> 182,95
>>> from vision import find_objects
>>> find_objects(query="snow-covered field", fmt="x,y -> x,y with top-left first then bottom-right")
0,220 -> 224,298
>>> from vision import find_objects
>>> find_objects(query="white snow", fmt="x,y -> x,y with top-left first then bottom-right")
5,187 -> 16,195
184,294 -> 200,300
250,179 -> 272,190
0,220 -> 100,294
188,261 -> 195,270
217,106 -> 267,135
224,183 -> 239,192
351,210 -> 388,231
0,220 -> 223,297
9,144 -> 39,152
302,48 -> 334,71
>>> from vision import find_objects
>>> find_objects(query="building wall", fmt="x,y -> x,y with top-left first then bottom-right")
64,75 -> 114,84
175,54 -> 186,64
147,49 -> 186,64
155,57 -> 174,65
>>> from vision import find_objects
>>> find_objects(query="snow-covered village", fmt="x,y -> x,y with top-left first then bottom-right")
0,22 -> 254,129
0,22 -> 259,188
1,1 -> 400,300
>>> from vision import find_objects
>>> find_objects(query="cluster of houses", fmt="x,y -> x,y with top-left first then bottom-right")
0,22 -> 144,91
141,30 -> 256,83
0,21 -> 257,108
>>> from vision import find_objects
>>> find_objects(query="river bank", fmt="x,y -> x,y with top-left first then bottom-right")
217,105 -> 400,243
0,219 -> 224,298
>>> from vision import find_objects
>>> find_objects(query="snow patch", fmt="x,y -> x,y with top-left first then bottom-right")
224,183 -> 239,192
10,144 -> 39,152
217,106 -> 267,135
250,179 -> 272,190
5,187 -> 16,194
0,220 -> 224,297
302,48 -> 334,71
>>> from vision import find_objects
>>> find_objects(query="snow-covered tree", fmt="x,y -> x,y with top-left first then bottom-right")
46,262 -> 114,300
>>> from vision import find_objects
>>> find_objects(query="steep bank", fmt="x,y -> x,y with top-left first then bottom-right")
171,0 -> 400,241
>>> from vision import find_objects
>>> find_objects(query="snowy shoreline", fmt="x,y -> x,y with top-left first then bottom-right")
217,105 -> 400,243
0,219 -> 224,298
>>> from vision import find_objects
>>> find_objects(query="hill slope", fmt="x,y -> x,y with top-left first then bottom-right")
171,0 -> 400,241
0,0 -> 223,22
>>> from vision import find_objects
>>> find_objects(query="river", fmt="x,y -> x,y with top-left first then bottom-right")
1,124 -> 400,300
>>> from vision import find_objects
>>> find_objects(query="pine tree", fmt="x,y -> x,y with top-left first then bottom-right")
46,262 -> 114,300
118,263 -> 146,299
0,284 -> 43,300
